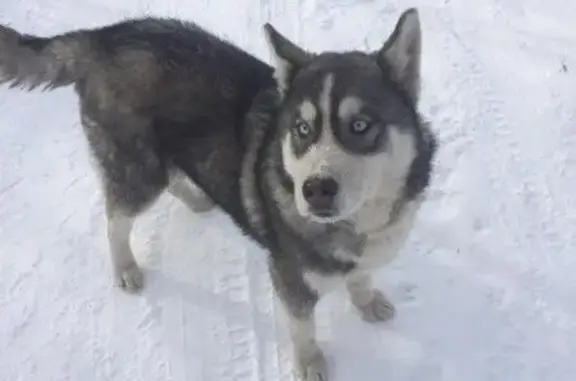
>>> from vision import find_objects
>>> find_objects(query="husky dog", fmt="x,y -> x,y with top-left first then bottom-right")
0,8 -> 436,380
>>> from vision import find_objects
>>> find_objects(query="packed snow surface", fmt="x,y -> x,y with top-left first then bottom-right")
1,0 -> 575,380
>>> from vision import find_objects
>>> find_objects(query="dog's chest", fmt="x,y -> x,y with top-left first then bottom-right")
303,199 -> 421,295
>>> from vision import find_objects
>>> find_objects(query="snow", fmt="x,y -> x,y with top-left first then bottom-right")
1,0 -> 575,380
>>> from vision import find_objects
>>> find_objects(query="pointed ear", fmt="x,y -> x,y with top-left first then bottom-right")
263,23 -> 313,94
378,8 -> 422,102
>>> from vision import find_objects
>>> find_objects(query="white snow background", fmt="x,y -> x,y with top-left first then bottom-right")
1,0 -> 576,380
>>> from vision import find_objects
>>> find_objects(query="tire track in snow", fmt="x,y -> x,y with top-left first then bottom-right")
149,204 -> 268,381
148,197 -> 197,381
212,243 -> 260,381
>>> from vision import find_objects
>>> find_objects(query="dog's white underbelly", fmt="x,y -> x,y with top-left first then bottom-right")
303,199 -> 421,295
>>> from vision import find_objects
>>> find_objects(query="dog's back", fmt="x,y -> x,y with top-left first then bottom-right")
0,18 -> 272,100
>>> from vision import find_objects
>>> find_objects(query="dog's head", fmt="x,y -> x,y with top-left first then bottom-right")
264,8 -> 423,223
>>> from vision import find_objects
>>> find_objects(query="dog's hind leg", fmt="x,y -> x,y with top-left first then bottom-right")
103,173 -> 168,293
346,273 -> 396,322
82,112 -> 169,292
102,165 -> 168,293
105,204 -> 142,292
167,170 -> 214,213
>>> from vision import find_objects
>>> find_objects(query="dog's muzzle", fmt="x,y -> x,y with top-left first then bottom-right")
302,175 -> 339,218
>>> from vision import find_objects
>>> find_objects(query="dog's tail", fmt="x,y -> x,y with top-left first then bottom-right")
0,25 -> 90,91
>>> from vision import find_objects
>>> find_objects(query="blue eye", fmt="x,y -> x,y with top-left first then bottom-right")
295,119 -> 311,137
350,119 -> 370,134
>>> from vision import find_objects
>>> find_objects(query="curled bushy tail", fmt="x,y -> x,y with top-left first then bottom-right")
0,24 -> 89,91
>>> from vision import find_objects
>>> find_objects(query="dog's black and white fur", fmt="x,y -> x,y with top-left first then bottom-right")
0,8 -> 436,380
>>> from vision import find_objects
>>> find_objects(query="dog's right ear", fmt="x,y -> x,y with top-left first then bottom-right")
263,23 -> 312,94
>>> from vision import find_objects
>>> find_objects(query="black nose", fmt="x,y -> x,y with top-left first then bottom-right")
302,176 -> 339,212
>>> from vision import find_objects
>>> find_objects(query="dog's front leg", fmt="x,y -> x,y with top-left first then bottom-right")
287,309 -> 328,381
346,273 -> 396,323
269,260 -> 328,381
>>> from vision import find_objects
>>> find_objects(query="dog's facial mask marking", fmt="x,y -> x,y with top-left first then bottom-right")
266,9 -> 422,223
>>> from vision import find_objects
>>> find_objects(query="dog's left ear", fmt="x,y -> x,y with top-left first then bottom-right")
263,23 -> 313,94
378,8 -> 422,102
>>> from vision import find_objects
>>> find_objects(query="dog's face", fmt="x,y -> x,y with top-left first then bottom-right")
264,8 -> 422,223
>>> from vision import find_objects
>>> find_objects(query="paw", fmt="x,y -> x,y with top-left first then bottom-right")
294,347 -> 329,381
114,263 -> 144,293
355,290 -> 396,323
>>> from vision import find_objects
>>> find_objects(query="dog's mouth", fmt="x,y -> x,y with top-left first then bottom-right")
306,207 -> 342,223
310,208 -> 337,218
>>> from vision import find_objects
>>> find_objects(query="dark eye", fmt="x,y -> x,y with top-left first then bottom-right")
350,119 -> 370,134
295,119 -> 311,137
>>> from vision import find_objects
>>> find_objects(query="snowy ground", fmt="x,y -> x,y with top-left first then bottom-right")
1,0 -> 576,380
